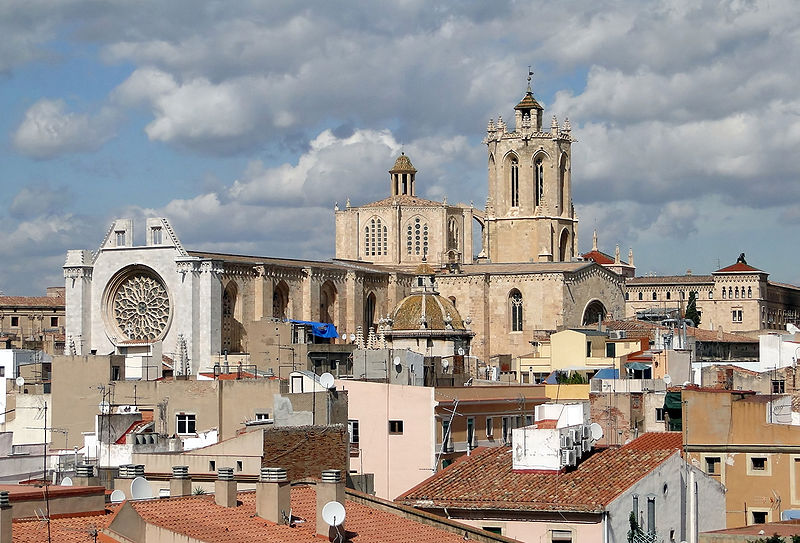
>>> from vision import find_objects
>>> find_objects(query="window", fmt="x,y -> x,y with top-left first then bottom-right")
406,218 -> 428,256
509,290 -> 523,332
348,420 -> 360,445
236,460 -> 243,471
176,413 -> 196,435
751,457 -> 767,471
255,412 -> 270,421
50,316 -> 58,327
209,460 -> 216,471
467,417 -> 476,449
586,341 -> 592,357
647,497 -> 656,534
365,217 -> 388,257
666,291 -> 671,300
486,417 -> 494,438
638,292 -> 643,301
550,529 -> 573,542
510,157 -> 519,207
625,292 -> 629,300
151,227 -> 162,244
722,288 -> 726,299
752,510 -> 768,524
709,291 -> 713,299
534,157 -> 544,207
115,230 -> 125,246
772,379 -> 786,394
0,367 -> 4,377
705,456 -> 721,475
442,420 -> 453,451
10,316 -> 19,327
525,415 -> 533,426
110,366 -> 121,381
606,342 -> 616,358
652,292 -> 657,300
655,408 -> 665,422
501,416 -> 512,443
748,286 -> 753,298
388,420 -> 404,434
732,310 -> 743,323
484,527 -> 502,535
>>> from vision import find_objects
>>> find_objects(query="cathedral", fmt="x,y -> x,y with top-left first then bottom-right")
64,82 -> 624,374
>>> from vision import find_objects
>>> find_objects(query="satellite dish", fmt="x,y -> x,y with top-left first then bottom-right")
589,422 -> 604,441
98,401 -> 110,414
441,360 -> 449,369
349,333 -> 356,342
788,323 -> 800,334
321,501 -> 346,527
15,376 -> 25,387
393,357 -> 402,370
60,477 -> 73,487
110,489 -> 126,503
457,348 -> 465,356
319,372 -> 335,390
663,374 -> 672,385
130,476 -> 153,500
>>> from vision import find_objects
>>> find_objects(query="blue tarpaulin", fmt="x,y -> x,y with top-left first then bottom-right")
289,320 -> 339,338
544,370 -> 566,384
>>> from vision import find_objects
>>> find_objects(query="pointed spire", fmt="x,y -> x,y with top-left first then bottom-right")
615,244 -> 621,264
487,118 -> 495,132
592,230 -> 598,251
551,114 -> 559,132
628,248 -> 634,267
563,117 -> 571,134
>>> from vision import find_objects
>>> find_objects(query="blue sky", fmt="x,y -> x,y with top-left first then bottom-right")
1,0 -> 799,294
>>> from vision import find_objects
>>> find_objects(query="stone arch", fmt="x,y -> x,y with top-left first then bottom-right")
222,280 -> 244,353
364,291 -> 376,332
320,280 -> 337,324
582,300 -> 607,326
272,280 -> 289,319
559,228 -> 571,262
558,152 -> 570,214
508,289 -> 523,332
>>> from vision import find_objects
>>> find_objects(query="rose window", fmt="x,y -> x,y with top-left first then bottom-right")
111,274 -> 170,340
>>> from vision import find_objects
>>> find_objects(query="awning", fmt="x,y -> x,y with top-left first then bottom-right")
289,320 -> 339,338
626,362 -> 651,371
592,368 -> 619,379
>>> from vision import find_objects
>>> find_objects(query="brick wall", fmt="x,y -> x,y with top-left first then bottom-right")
262,424 -> 348,481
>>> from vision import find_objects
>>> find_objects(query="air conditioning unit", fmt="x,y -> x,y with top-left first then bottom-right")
573,444 -> 583,460
582,425 -> 591,439
609,330 -> 627,340
561,448 -> 577,467
570,428 -> 581,444
560,434 -> 573,448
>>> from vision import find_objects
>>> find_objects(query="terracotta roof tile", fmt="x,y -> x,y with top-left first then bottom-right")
13,508 -> 116,543
715,261 -> 763,273
582,250 -> 615,265
626,275 -> 714,285
0,295 -> 65,308
362,194 -> 443,208
398,433 -> 680,513
621,432 -> 682,451
110,486 -> 482,543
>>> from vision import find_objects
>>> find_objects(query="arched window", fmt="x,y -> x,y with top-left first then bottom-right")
510,157 -> 519,207
364,292 -> 376,332
734,287 -> 739,299
534,156 -> 544,207
652,292 -> 657,301
666,292 -> 671,300
447,217 -> 459,251
722,288 -> 726,299
638,292 -> 643,301
320,281 -> 337,324
365,217 -> 387,257
509,290 -> 523,332
222,282 -> 242,352
558,153 -> 568,213
748,286 -> 752,298
728,287 -> 733,298
273,280 -> 289,319
406,217 -> 428,256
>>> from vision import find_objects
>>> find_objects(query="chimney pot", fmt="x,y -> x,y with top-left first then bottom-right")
0,491 -> 11,543
256,467 -> 291,524
170,466 -> 192,498
317,470 -> 346,538
215,468 -> 237,508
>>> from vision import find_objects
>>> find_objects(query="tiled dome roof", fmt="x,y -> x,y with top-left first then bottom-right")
391,294 -> 465,331
390,153 -> 417,173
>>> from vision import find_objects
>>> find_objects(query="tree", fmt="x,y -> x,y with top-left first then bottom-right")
685,291 -> 701,327
627,511 -> 643,543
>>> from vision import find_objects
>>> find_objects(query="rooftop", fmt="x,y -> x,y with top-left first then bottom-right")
398,432 -> 682,514
11,485 -> 514,543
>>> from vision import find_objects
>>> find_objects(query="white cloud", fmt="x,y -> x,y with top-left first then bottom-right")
12,99 -> 117,159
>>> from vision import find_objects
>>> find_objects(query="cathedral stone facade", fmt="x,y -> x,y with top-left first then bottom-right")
64,83 -> 624,372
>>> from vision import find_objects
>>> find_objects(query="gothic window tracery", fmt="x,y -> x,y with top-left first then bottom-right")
509,290 -> 523,332
534,157 -> 544,207
510,157 -> 519,207
365,217 -> 387,257
108,268 -> 170,341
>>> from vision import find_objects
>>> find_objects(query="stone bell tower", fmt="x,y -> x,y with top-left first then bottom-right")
483,73 -> 578,263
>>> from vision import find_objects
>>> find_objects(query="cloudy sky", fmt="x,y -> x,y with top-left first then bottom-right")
2,0 -> 799,295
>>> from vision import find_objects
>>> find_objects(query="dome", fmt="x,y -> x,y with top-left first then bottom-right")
389,153 -> 417,174
391,293 -> 465,331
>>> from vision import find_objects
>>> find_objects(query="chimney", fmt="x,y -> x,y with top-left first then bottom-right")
215,467 -> 237,508
74,463 -> 100,486
316,469 -> 345,538
256,467 -> 291,524
0,491 -> 11,543
170,466 -> 192,498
